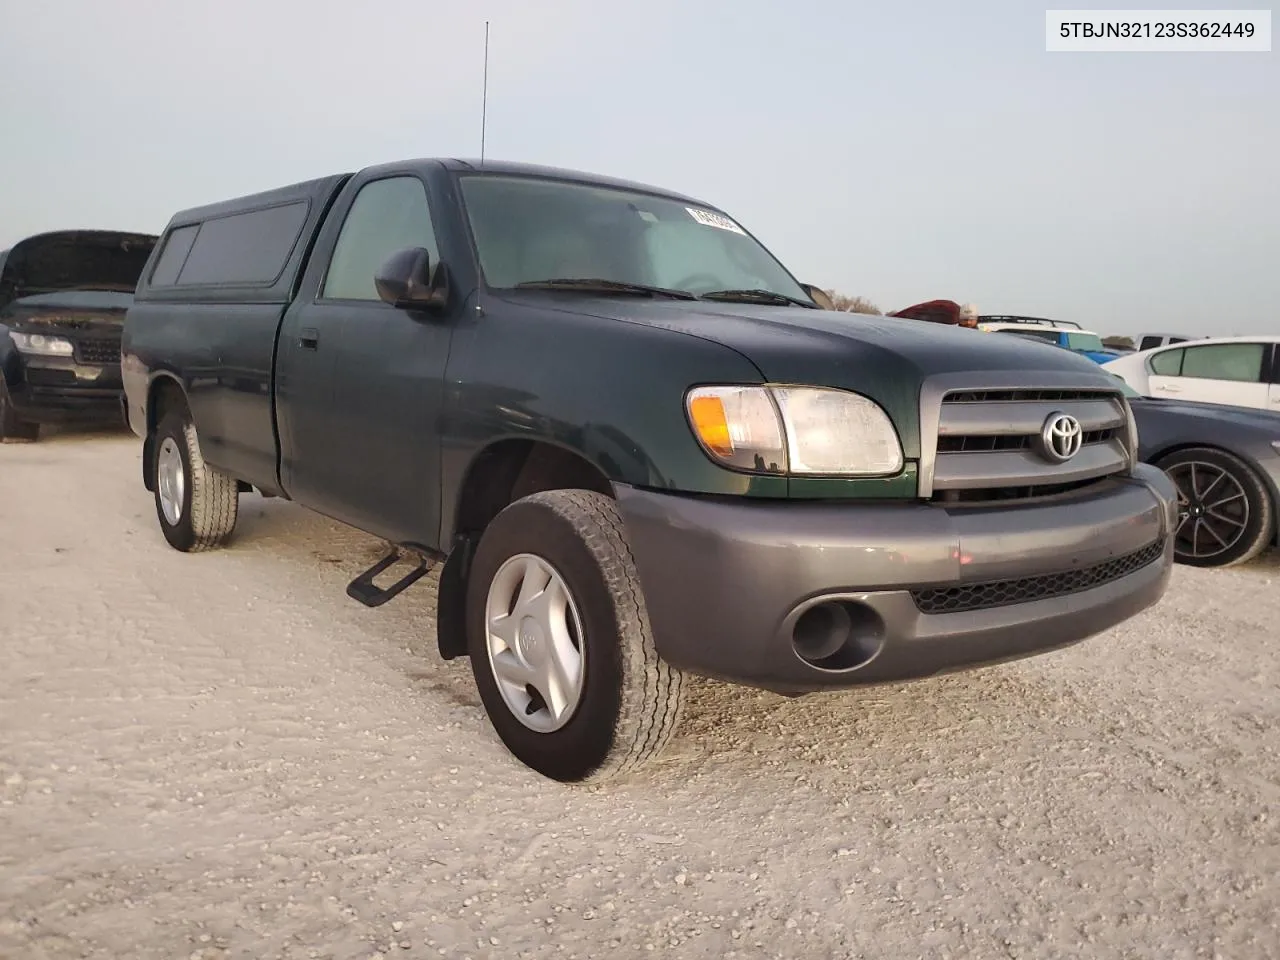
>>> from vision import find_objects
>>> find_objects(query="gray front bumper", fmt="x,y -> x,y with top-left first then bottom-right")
614,464 -> 1177,695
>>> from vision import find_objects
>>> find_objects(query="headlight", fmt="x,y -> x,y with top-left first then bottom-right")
9,331 -> 74,357
685,384 -> 904,476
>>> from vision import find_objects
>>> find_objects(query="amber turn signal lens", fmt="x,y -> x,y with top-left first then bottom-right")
688,394 -> 734,457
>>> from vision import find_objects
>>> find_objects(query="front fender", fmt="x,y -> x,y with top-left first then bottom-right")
436,300 -> 793,542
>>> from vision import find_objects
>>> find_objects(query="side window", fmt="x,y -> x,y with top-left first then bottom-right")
1139,335 -> 1162,350
178,202 -> 308,286
1179,342 -> 1266,383
149,225 -> 199,286
1148,348 -> 1183,377
321,176 -> 439,301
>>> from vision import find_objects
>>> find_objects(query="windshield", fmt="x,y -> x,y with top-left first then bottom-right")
1066,332 -> 1106,352
458,174 -> 811,302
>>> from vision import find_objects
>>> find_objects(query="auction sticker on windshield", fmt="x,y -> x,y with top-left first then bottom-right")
687,207 -> 746,235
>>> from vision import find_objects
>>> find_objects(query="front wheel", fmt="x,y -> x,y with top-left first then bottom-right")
466,489 -> 686,782
152,407 -> 239,552
1156,446 -> 1274,567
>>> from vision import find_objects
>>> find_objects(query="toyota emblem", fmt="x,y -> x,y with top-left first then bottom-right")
1039,411 -> 1083,463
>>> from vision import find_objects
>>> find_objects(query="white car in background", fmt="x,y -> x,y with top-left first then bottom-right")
1101,336 -> 1280,412
975,315 -> 1120,363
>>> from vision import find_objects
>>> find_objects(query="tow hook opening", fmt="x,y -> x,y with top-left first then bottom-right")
790,600 -> 885,671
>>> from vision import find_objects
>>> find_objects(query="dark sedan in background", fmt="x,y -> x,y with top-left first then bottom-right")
998,328 -> 1279,567
1,229 -> 157,442
1115,377 -> 1280,567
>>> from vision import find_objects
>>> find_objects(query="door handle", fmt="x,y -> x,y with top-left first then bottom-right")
1161,384 -> 1180,393
299,327 -> 319,350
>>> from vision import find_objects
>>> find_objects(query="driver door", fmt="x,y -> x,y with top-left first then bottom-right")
276,172 -> 453,549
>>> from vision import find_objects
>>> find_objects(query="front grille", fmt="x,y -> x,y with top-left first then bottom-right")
939,476 -> 1110,504
928,386 -> 1132,501
910,538 -> 1165,614
74,337 -> 122,365
944,389 -> 1107,403
937,427 -> 1118,454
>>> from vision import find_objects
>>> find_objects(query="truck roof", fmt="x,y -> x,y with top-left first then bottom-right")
137,158 -> 722,306
163,173 -> 352,231
163,159 -> 709,228
434,158 -> 709,206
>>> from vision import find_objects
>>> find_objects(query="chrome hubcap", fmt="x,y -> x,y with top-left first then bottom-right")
484,553 -> 586,733
157,436 -> 185,526
1168,461 -> 1249,560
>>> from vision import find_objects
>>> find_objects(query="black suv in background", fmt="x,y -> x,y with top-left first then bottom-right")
0,229 -> 157,441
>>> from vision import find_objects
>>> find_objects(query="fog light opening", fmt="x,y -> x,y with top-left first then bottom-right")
790,600 -> 884,671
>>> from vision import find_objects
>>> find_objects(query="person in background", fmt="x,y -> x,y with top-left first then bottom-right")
958,303 -> 979,328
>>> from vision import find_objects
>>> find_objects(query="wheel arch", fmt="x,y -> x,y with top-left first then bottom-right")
435,437 -> 617,662
141,373 -> 190,492
1149,441 -> 1280,549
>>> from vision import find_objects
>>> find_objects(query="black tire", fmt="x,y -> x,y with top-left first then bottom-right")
465,489 -> 686,782
0,376 -> 39,443
152,406 -> 239,552
1156,446 -> 1274,568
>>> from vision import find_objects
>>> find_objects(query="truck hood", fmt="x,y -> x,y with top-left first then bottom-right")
0,230 -> 158,312
512,292 -> 1119,457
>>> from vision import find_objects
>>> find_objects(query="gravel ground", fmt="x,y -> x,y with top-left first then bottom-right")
1,428 -> 1277,960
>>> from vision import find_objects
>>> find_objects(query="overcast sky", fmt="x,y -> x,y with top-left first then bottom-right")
1,0 -> 1275,337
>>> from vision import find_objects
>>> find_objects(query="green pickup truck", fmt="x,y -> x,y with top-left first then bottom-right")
122,159 -> 1177,782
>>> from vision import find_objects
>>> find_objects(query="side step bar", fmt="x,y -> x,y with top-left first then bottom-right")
346,548 -> 435,608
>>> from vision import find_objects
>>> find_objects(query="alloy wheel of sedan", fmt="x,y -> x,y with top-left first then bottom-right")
1167,459 -> 1250,561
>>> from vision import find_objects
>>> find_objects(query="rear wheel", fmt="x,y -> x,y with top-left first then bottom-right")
0,376 -> 39,443
1156,446 -> 1274,567
465,489 -> 686,782
152,407 -> 239,552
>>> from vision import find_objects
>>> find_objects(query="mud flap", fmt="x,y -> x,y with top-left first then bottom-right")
436,534 -> 476,660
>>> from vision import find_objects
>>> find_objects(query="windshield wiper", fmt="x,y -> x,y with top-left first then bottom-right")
515,278 -> 698,301
698,288 -> 815,308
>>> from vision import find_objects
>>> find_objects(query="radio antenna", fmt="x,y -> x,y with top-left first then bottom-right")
480,20 -> 490,164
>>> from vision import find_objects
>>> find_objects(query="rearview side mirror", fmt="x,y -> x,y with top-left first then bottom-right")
375,247 -> 449,312
800,283 -> 835,310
